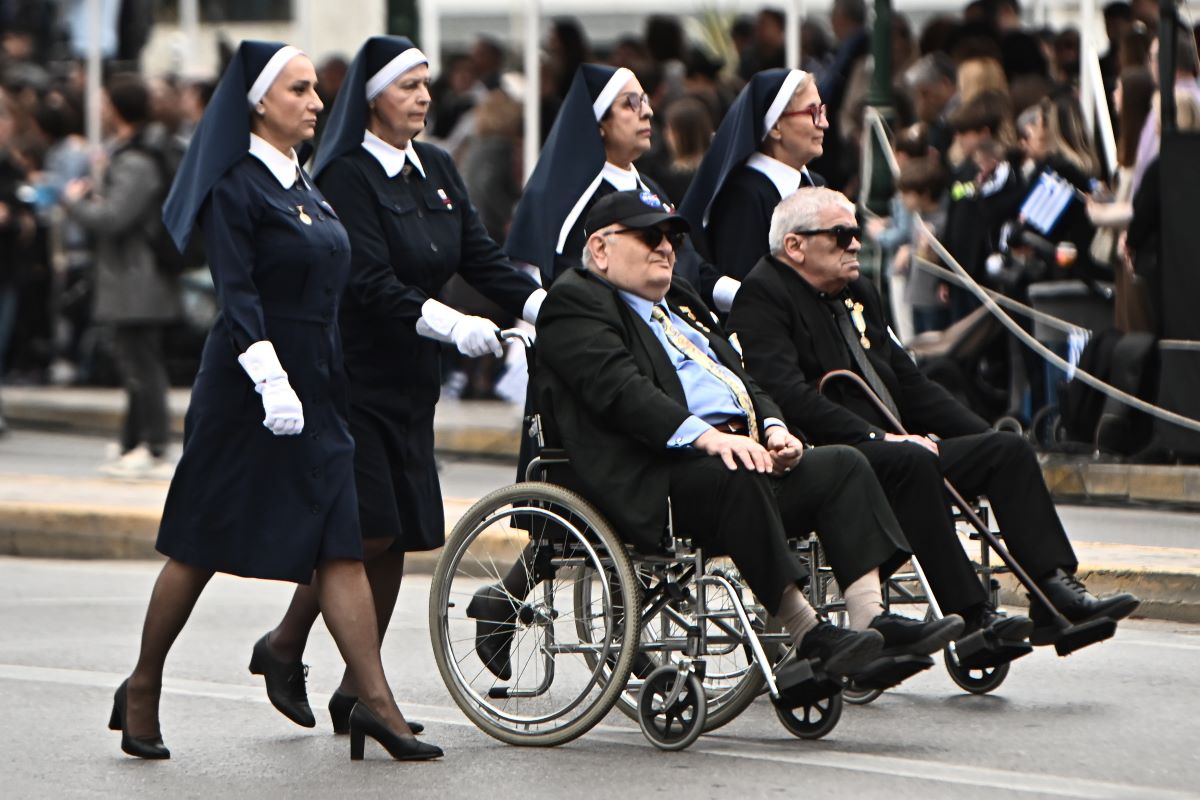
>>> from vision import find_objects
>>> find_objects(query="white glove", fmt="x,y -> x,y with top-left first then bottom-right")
237,340 -> 304,436
419,298 -> 502,358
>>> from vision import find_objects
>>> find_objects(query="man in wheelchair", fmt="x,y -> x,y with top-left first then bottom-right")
727,187 -> 1139,658
470,189 -> 964,684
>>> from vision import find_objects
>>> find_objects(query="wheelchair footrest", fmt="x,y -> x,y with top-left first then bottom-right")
847,654 -> 934,691
772,659 -> 843,709
953,629 -> 1033,669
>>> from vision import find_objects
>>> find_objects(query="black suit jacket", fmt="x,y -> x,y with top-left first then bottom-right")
728,255 -> 988,444
537,268 -> 783,553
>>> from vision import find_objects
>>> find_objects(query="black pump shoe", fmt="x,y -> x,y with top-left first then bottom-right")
329,690 -> 423,735
348,703 -> 443,762
248,633 -> 315,728
109,679 -> 170,760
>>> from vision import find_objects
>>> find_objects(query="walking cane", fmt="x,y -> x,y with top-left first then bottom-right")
817,369 -> 1116,656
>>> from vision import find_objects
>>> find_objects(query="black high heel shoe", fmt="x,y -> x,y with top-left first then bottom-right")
348,702 -> 442,762
329,690 -> 423,735
109,679 -> 170,760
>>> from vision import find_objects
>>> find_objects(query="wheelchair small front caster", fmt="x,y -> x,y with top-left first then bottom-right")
638,664 -> 707,751
774,691 -> 843,740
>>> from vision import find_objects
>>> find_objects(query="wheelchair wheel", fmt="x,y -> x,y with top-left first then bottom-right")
429,482 -> 641,747
637,665 -> 707,751
774,692 -> 843,740
842,683 -> 884,705
943,646 -> 1011,694
574,557 -> 768,734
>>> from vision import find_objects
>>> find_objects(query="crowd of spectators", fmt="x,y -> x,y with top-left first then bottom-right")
0,0 -> 1197,430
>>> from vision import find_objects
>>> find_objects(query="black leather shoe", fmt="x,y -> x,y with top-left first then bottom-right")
329,690 -> 423,735
349,703 -> 442,761
1029,569 -> 1140,646
869,612 -> 965,656
962,603 -> 1033,643
466,584 -> 518,681
109,679 -> 170,760
796,622 -> 885,677
249,633 -> 315,728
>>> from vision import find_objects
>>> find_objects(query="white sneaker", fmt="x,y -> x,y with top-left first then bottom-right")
98,445 -> 166,479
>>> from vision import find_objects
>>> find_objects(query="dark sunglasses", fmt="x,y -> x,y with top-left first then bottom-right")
778,102 -> 828,126
614,91 -> 651,113
791,225 -> 862,250
606,226 -> 687,251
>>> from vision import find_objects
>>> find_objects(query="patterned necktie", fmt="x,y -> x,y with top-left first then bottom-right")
651,305 -> 759,442
830,296 -> 901,420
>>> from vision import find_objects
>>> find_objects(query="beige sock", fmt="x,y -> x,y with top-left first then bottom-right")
843,568 -> 885,630
777,583 -> 820,647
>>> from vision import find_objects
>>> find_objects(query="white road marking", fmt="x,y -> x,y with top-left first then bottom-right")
1,663 -> 1191,799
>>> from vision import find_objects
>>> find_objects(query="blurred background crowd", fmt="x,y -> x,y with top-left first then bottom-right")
0,0 -> 1194,443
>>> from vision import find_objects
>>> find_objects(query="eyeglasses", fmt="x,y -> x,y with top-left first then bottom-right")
779,103 -> 828,125
790,225 -> 862,250
614,91 -> 651,113
605,226 -> 687,251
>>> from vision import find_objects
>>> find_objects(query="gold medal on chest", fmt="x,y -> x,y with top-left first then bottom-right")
296,205 -> 313,225
847,299 -> 870,349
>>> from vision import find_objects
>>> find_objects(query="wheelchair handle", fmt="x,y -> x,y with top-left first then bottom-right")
816,369 -> 1072,628
499,327 -> 535,348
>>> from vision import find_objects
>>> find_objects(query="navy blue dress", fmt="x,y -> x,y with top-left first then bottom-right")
155,156 -> 361,583
316,142 -> 538,553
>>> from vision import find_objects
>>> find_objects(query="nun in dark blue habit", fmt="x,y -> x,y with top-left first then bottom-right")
252,35 -> 543,734
679,68 -> 828,282
504,62 -> 736,311
109,40 -> 441,763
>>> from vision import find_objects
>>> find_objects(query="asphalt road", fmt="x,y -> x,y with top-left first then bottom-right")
2,556 -> 1198,799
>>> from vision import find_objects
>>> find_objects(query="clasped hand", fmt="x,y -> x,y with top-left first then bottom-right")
694,425 -> 804,475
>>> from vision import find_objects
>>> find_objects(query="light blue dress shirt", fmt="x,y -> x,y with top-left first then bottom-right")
618,291 -> 782,448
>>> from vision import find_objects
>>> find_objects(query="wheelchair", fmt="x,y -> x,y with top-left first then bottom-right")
428,334 -> 846,751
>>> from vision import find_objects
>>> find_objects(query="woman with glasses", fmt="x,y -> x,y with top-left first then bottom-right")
680,68 -> 828,282
111,40 -> 442,762
246,36 -> 544,736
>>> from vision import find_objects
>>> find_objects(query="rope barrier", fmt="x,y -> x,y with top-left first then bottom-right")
862,107 -> 1200,435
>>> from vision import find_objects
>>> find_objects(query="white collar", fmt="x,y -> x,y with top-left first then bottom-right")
745,152 -> 814,199
362,130 -> 426,179
601,161 -> 642,191
249,133 -> 303,189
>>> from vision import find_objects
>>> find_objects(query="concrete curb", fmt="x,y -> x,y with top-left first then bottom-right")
3,498 -> 1198,624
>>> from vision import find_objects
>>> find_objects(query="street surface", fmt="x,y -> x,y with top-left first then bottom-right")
2,556 -> 1199,799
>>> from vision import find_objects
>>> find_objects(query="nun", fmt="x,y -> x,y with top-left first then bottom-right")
250,35 -> 544,735
504,63 -> 736,311
679,68 -> 828,282
109,40 -> 441,763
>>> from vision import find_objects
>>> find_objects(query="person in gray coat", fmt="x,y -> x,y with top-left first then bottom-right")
64,73 -> 182,477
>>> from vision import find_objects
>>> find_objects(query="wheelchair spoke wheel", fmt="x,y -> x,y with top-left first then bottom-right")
637,666 -> 707,751
944,646 -> 1011,694
429,482 -> 641,747
774,691 -> 843,740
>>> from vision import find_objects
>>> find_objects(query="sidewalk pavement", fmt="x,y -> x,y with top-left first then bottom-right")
2,386 -> 1199,623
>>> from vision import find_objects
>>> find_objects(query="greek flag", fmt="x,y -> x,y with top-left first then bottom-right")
1020,171 -> 1077,235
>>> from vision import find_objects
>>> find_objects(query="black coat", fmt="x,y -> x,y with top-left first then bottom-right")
536,268 -> 783,553
156,156 -> 360,582
728,255 -> 989,444
316,141 -> 539,551
704,164 -> 823,281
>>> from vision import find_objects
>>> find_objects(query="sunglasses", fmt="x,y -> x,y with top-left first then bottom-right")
779,103 -> 828,126
606,226 -> 687,251
614,91 -> 651,113
790,225 -> 862,250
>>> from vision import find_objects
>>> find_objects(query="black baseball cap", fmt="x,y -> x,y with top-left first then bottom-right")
584,189 -> 691,236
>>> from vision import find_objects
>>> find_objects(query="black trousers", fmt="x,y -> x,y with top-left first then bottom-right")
670,445 -> 909,615
854,430 -> 1078,616
111,323 -> 170,456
